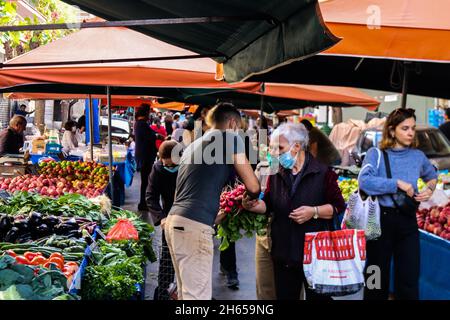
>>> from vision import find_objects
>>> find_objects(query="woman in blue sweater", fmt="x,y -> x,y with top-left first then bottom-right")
359,108 -> 438,300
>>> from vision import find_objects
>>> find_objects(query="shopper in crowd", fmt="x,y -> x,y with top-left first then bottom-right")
165,102 -> 261,300
439,108 -> 450,141
172,121 -> 186,144
14,104 -> 34,117
183,105 -> 211,146
218,169 -> 241,290
146,140 -> 180,300
126,134 -> 136,158
134,103 -> 158,211
0,115 -> 27,155
301,119 -> 341,166
151,117 -> 168,150
164,114 -> 174,136
250,114 -> 277,300
218,116 -> 262,291
242,122 -> 345,300
173,113 -> 181,130
359,107 -> 437,300
61,120 -> 79,155
254,159 -> 276,300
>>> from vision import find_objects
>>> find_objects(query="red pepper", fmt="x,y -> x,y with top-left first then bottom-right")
24,252 -> 41,261
6,250 -> 17,257
15,256 -> 30,264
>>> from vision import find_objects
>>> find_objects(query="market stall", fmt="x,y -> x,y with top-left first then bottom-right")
0,191 -> 155,300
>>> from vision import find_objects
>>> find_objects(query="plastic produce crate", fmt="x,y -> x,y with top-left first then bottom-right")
68,226 -> 147,300
68,227 -> 99,295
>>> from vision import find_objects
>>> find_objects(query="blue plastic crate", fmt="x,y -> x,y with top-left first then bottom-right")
45,143 -> 62,154
69,226 -> 147,300
68,227 -> 99,295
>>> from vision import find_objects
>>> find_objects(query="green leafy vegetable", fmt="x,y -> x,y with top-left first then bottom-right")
0,191 -> 108,224
81,256 -> 144,300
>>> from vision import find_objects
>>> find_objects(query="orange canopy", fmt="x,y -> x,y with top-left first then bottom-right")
6,82 -> 380,111
0,26 -> 259,92
250,83 -> 380,110
320,0 -> 450,62
241,109 -> 299,118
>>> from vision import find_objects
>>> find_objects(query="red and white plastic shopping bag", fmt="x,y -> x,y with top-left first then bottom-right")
303,229 -> 366,296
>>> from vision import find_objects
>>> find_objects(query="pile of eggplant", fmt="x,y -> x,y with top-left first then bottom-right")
0,212 -> 82,243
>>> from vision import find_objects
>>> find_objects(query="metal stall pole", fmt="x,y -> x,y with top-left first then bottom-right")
88,95 -> 94,161
259,82 -> 266,158
106,86 -> 115,206
401,62 -> 410,109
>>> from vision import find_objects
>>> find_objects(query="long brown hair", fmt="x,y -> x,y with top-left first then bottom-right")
380,108 -> 418,150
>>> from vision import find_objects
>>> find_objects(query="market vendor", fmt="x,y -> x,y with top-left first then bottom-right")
61,120 -> 78,156
0,115 -> 27,155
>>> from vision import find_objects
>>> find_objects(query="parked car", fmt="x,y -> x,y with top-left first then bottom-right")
100,117 -> 131,144
351,126 -> 450,171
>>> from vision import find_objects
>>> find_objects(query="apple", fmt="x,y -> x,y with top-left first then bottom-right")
433,226 -> 443,235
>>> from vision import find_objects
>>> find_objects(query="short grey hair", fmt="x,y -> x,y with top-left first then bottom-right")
271,122 -> 309,149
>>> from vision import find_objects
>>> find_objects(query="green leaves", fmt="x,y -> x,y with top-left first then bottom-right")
216,210 -> 268,251
0,191 -> 108,224
0,255 -> 69,300
81,257 -> 144,300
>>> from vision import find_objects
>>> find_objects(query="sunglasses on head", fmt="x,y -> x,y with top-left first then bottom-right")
392,108 -> 415,116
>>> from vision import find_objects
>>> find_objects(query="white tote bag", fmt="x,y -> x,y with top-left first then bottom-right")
341,149 -> 382,241
303,229 -> 367,296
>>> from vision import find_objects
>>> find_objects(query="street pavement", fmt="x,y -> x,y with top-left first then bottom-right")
121,171 -> 362,300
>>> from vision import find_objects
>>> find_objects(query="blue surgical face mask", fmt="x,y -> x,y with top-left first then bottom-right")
163,165 -> 179,173
267,153 -> 277,168
279,151 -> 296,169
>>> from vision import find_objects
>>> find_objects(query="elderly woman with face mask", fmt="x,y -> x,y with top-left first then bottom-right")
243,122 -> 345,300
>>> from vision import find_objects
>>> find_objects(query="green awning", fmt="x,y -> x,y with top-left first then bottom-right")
61,0 -> 339,82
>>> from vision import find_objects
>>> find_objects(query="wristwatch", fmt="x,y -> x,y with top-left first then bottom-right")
313,207 -> 319,219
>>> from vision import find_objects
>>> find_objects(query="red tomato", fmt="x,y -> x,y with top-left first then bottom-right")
15,256 -> 30,265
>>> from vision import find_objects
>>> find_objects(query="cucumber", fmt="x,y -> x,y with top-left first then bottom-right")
0,243 -> 38,250
63,246 -> 85,253
62,253 -> 84,261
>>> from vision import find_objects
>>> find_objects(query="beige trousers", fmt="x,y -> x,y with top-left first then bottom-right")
255,227 -> 276,300
164,215 -> 215,300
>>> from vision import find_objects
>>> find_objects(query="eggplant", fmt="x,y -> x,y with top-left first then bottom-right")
28,212 -> 43,226
17,232 -> 33,243
65,218 -> 79,227
0,215 -> 13,232
42,216 -> 60,228
5,227 -> 20,243
13,219 -> 29,232
36,224 -> 50,237
67,230 -> 82,239
55,223 -> 78,235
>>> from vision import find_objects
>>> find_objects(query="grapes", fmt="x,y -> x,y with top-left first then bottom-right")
338,179 -> 358,202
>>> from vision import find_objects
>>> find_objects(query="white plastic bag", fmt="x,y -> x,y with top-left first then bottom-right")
342,190 -> 381,240
303,229 -> 366,297
418,189 -> 449,210
341,148 -> 382,240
